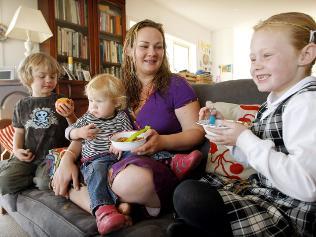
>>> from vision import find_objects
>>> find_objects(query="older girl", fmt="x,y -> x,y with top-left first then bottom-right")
170,12 -> 316,237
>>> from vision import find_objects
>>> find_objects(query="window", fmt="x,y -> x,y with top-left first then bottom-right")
173,43 -> 189,72
165,34 -> 196,73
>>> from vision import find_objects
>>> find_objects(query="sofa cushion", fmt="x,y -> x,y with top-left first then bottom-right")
0,193 -> 18,212
205,101 -> 259,180
45,147 -> 67,177
206,101 -> 260,123
16,189 -> 99,237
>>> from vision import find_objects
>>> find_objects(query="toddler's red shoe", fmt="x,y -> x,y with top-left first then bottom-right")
95,205 -> 130,235
170,150 -> 202,180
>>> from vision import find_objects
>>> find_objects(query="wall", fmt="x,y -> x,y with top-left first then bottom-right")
211,25 -> 253,81
126,0 -> 212,73
211,28 -> 234,81
0,0 -> 37,71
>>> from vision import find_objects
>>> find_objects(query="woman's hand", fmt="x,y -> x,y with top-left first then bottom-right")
51,141 -> 81,198
205,120 -> 248,146
132,129 -> 163,155
14,148 -> 35,162
199,106 -> 224,121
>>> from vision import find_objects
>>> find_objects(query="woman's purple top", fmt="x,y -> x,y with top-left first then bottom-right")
134,75 -> 197,135
111,75 -> 197,210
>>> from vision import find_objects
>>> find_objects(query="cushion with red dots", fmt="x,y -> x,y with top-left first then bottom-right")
205,102 -> 259,180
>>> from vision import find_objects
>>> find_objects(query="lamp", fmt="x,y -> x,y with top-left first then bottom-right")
5,6 -> 53,57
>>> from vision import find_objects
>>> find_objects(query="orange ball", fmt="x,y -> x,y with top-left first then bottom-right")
55,97 -> 73,109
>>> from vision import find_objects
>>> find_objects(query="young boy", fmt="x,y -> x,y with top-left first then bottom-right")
0,52 -> 76,194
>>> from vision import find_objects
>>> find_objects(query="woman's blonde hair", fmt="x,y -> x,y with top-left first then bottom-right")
254,12 -> 316,74
18,52 -> 62,93
85,73 -> 127,110
122,19 -> 172,110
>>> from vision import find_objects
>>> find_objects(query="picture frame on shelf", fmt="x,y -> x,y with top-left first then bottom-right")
76,70 -> 85,81
62,66 -> 77,80
82,70 -> 91,81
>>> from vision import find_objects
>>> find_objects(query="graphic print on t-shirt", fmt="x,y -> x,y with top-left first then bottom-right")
25,107 -> 58,129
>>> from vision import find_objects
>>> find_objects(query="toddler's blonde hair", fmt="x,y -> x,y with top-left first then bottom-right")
18,52 -> 62,93
254,12 -> 316,75
85,74 -> 127,110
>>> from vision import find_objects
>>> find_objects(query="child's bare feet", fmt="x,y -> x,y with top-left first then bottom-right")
118,202 -> 131,215
124,215 -> 133,227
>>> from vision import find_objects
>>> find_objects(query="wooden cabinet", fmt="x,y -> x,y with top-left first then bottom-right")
38,0 -> 126,116
55,80 -> 88,117
38,0 -> 126,78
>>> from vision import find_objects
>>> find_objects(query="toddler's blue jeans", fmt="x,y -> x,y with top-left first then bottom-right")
80,152 -> 120,215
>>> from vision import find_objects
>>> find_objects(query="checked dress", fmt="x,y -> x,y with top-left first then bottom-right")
202,80 -> 316,237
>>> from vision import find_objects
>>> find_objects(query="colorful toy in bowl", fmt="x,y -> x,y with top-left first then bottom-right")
110,131 -> 147,151
55,97 -> 73,109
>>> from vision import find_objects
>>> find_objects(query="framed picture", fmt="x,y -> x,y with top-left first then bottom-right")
82,70 -> 91,81
76,70 -> 85,81
62,66 -> 76,80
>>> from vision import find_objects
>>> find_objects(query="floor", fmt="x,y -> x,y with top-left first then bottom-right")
0,214 -> 29,237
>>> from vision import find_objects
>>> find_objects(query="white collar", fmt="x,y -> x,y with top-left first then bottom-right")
266,76 -> 316,108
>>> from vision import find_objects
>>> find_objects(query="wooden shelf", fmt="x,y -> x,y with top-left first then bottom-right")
39,0 -> 126,77
38,0 -> 126,115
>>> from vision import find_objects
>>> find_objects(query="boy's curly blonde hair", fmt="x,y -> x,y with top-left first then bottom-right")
18,52 -> 62,93
85,73 -> 127,110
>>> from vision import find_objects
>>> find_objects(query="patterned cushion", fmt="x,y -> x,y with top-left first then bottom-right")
45,147 -> 67,177
0,124 -> 14,153
205,101 -> 260,180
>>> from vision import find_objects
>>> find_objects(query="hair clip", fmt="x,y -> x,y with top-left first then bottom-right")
309,30 -> 316,43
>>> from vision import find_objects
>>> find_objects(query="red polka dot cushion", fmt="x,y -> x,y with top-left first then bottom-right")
205,102 -> 260,180
0,124 -> 14,154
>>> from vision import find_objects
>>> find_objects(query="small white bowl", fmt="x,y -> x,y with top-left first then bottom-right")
196,119 -> 229,136
110,131 -> 146,151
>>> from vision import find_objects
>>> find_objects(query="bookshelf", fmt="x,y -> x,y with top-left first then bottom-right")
38,0 -> 126,116
38,0 -> 126,78
95,0 -> 126,79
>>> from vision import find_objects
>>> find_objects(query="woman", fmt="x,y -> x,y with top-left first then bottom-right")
52,19 -> 205,225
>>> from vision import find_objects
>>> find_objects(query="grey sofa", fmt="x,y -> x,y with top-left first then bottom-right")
0,79 -> 268,237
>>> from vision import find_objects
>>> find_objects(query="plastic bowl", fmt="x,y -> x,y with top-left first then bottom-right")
196,119 -> 229,136
110,131 -> 146,151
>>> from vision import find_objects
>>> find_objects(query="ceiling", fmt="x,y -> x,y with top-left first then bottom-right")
152,0 -> 316,31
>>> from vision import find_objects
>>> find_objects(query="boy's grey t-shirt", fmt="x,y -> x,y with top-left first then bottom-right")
12,93 -> 70,163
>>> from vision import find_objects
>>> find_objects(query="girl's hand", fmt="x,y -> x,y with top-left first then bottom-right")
14,148 -> 35,162
79,124 -> 99,140
56,100 -> 75,118
109,144 -> 122,160
132,129 -> 163,155
205,120 -> 248,146
198,106 -> 224,121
